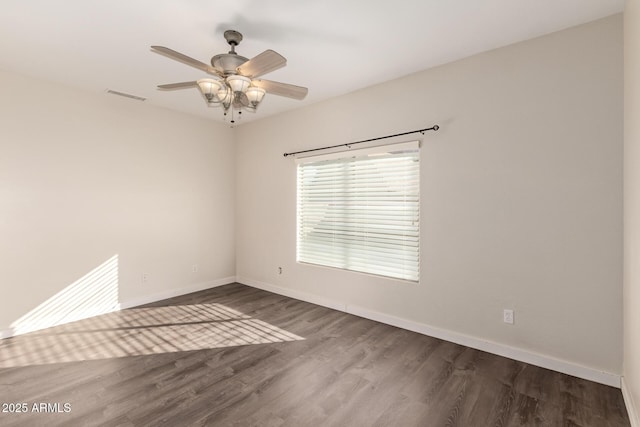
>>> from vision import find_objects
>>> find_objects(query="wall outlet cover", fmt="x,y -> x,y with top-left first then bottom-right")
503,309 -> 514,324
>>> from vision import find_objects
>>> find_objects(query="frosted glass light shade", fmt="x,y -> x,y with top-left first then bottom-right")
246,87 -> 266,107
227,75 -> 251,93
197,79 -> 223,102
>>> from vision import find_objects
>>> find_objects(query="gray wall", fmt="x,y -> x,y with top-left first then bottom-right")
624,0 -> 640,424
0,70 -> 236,334
236,15 -> 623,379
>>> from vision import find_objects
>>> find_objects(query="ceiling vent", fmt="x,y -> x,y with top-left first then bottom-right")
106,89 -> 146,101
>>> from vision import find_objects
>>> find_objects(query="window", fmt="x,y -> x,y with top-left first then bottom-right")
296,141 -> 420,281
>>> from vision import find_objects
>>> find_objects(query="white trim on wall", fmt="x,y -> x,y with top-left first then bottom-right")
0,274 -> 623,390
236,277 -> 348,312
237,276 -> 621,388
623,377 -> 640,427
0,276 -> 236,340
117,276 -> 236,310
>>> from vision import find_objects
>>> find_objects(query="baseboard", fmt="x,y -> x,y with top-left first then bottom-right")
236,276 -> 621,388
347,304 -> 620,388
0,306 -> 121,340
623,377 -> 640,427
0,276 -> 236,340
0,327 -> 18,339
118,276 -> 236,310
237,276 -> 347,312
1,274 -> 622,389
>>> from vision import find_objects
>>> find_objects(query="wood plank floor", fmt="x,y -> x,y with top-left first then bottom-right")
0,283 -> 630,426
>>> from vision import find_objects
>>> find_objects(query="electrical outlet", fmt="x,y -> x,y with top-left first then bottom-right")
142,273 -> 149,283
192,264 -> 199,273
503,309 -> 514,325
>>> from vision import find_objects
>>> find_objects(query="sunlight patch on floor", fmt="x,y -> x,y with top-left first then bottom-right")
0,303 -> 304,367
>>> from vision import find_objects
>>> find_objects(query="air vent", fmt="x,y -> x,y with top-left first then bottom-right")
106,89 -> 146,102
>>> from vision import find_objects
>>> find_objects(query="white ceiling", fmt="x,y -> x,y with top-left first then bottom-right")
0,0 -> 623,125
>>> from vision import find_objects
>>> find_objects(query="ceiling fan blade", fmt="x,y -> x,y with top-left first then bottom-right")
151,46 -> 219,76
252,79 -> 308,100
237,49 -> 286,78
157,81 -> 198,90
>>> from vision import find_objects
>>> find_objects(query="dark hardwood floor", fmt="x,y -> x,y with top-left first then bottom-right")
0,283 -> 630,426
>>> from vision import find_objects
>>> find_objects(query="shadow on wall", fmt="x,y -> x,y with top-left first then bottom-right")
9,254 -> 120,337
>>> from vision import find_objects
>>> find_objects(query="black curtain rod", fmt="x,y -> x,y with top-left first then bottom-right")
283,125 -> 440,158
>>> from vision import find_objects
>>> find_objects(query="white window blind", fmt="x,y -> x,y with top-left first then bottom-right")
296,141 -> 420,282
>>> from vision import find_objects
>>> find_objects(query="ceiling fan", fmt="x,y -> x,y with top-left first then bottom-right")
152,30 -> 308,124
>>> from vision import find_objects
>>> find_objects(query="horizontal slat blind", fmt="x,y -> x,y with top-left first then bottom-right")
297,144 -> 420,281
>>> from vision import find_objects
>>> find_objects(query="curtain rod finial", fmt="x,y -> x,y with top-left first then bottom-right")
433,125 -> 439,131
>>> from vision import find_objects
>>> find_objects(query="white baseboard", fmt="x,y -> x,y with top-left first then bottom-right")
118,276 -> 235,310
623,377 -> 640,427
236,276 -> 621,388
0,276 -> 236,340
0,306 -> 122,340
237,276 -> 347,312
0,274 -> 623,390
347,304 -> 620,388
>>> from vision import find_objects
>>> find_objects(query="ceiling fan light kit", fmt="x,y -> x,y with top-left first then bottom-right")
153,30 -> 308,125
